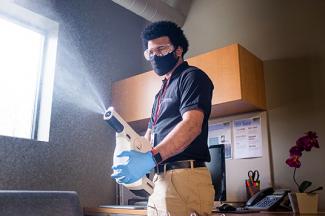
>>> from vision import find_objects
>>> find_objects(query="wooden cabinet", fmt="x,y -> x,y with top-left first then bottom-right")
112,44 -> 266,132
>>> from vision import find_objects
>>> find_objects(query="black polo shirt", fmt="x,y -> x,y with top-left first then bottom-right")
148,61 -> 214,163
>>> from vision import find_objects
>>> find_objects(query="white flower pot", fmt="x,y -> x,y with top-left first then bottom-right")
288,192 -> 319,214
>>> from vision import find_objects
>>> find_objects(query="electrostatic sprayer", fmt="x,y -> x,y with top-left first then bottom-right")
103,107 -> 154,197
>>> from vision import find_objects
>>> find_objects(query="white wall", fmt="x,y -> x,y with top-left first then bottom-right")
183,0 -> 325,209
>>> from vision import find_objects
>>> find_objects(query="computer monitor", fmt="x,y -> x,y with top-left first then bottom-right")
206,144 -> 226,201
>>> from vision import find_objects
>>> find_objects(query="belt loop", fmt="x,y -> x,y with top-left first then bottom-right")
190,160 -> 194,169
163,163 -> 167,174
155,166 -> 159,174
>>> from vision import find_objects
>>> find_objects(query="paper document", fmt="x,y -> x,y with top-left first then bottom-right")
233,117 -> 262,159
208,121 -> 232,159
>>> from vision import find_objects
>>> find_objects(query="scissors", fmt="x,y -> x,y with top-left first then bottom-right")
248,170 -> 260,182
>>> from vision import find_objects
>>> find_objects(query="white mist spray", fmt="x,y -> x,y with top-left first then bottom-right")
55,34 -> 107,115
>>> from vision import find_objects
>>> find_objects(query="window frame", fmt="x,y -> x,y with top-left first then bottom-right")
0,1 -> 59,142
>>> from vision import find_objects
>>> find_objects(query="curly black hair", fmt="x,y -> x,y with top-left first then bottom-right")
141,21 -> 189,57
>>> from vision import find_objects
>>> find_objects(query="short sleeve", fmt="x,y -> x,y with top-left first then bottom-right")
179,69 -> 214,117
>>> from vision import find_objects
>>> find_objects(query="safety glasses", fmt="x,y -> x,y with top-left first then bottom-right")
143,44 -> 175,61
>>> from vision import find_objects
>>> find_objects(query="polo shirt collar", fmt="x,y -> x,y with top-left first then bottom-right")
162,61 -> 189,83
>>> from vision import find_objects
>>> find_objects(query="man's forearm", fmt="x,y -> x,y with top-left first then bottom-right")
154,110 -> 203,161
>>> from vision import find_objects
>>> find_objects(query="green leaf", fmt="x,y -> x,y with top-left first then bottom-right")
299,181 -> 312,192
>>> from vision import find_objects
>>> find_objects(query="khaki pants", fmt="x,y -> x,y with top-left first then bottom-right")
147,166 -> 215,216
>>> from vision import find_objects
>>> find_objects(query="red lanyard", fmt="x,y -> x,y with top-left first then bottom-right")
152,78 -> 171,128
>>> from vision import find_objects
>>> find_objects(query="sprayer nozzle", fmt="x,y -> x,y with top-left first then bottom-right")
103,107 -> 114,120
104,110 -> 112,118
103,107 -> 124,133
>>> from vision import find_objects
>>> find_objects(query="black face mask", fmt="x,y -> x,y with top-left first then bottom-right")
150,51 -> 178,76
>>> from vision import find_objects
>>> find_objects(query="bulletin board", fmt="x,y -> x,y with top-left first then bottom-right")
208,111 -> 273,202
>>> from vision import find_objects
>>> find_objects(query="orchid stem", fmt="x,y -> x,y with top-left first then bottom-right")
293,168 -> 300,190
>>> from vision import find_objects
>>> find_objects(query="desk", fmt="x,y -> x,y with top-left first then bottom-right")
84,207 -> 146,215
84,207 -> 325,215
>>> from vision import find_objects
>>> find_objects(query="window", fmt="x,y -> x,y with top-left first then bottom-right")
0,2 -> 58,141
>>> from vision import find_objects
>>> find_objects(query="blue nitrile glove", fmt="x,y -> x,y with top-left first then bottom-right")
111,150 -> 156,184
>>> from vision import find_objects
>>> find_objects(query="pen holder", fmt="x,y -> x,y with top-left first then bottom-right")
245,179 -> 260,200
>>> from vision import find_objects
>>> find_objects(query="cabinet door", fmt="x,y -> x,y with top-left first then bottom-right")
112,44 -> 266,132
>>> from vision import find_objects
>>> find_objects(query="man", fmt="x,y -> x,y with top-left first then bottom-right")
112,21 -> 215,215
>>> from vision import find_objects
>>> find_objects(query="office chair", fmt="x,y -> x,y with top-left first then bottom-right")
0,190 -> 83,216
